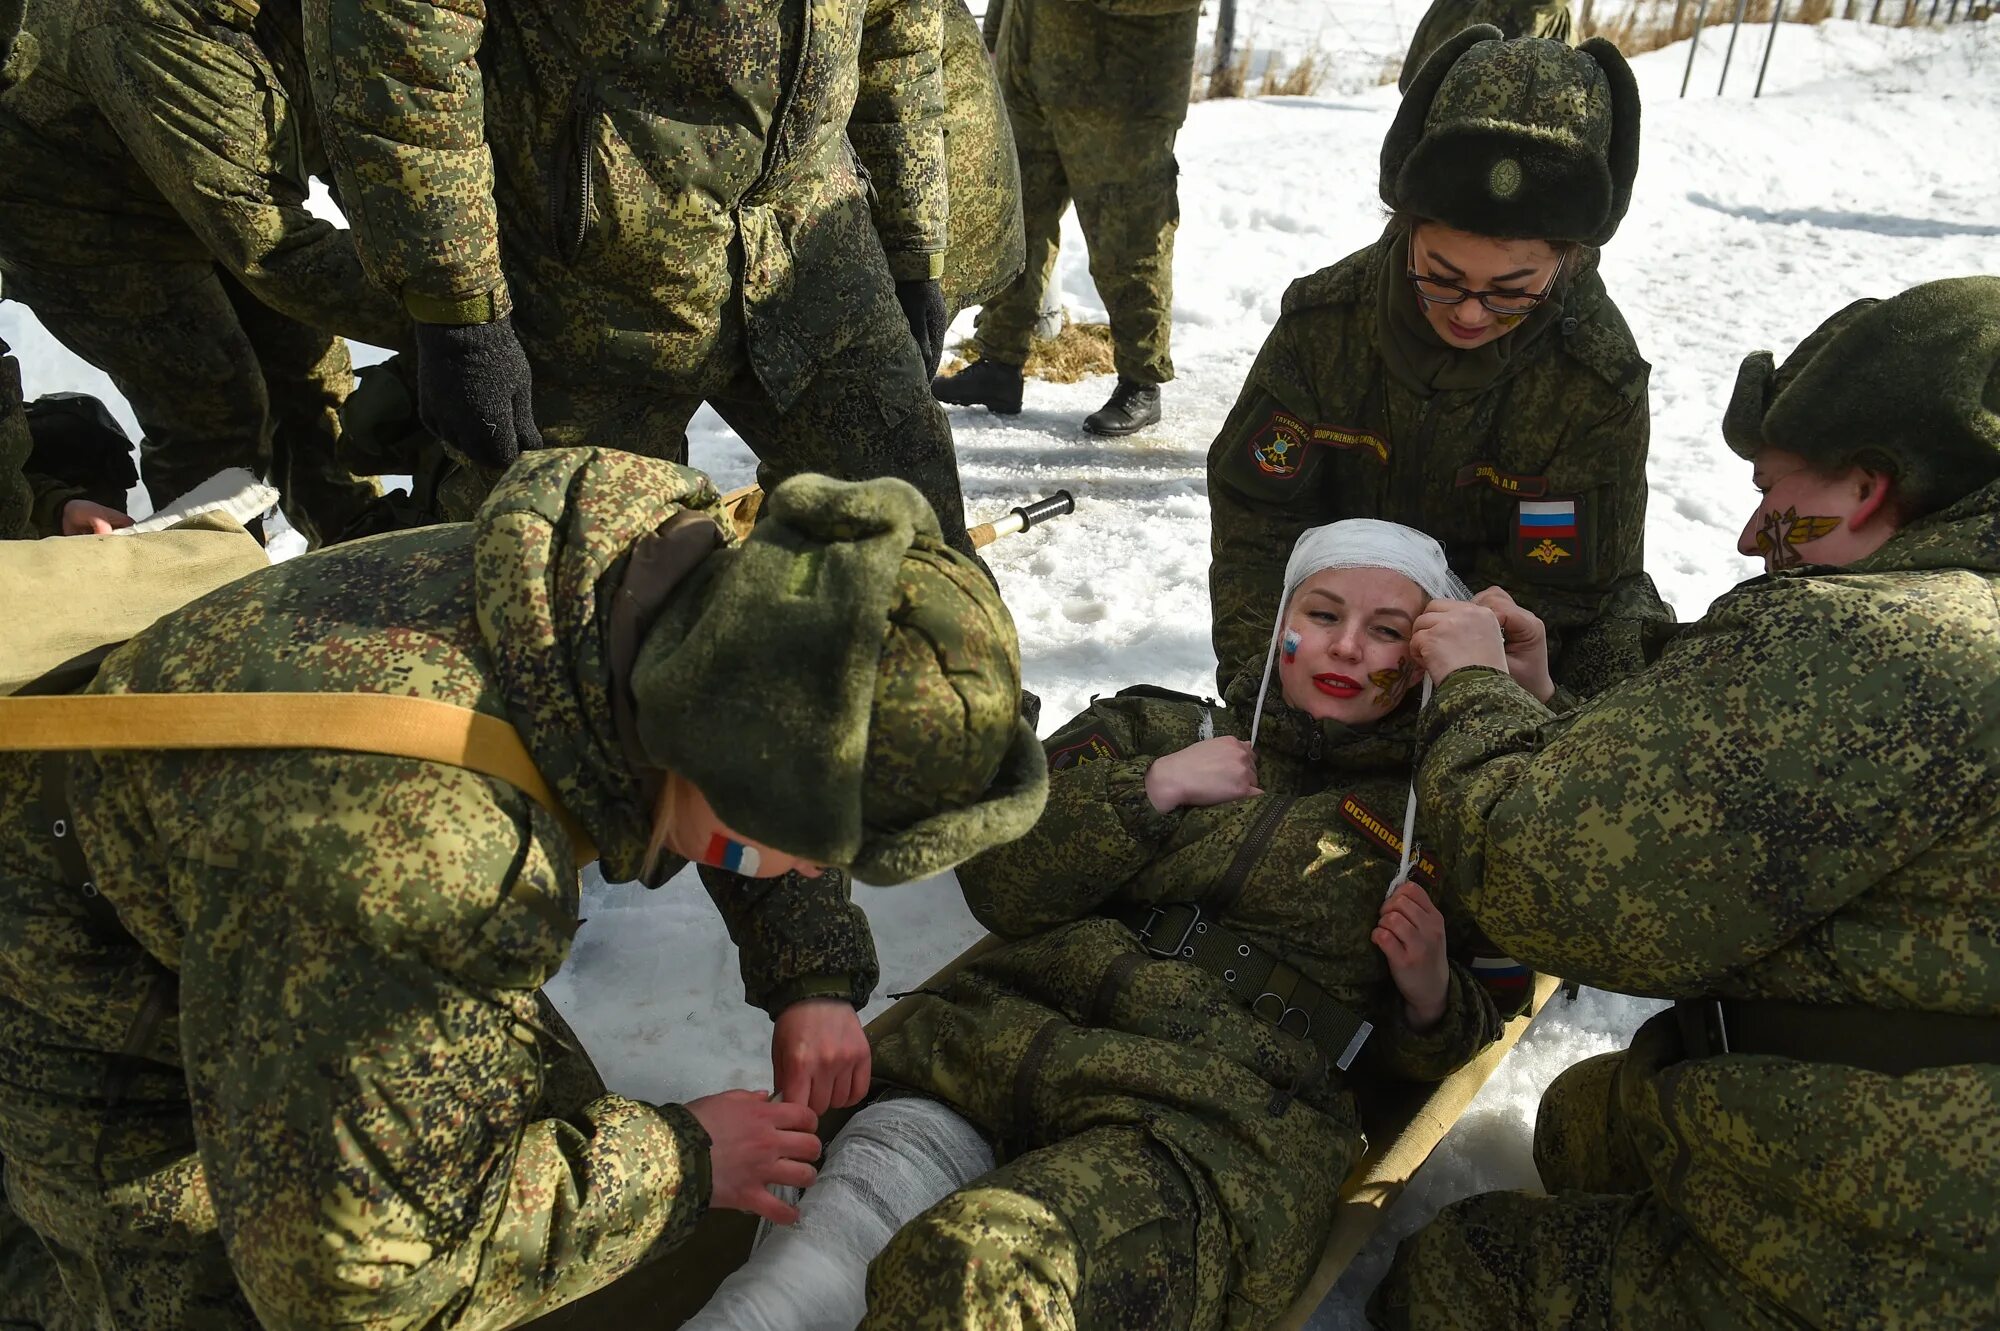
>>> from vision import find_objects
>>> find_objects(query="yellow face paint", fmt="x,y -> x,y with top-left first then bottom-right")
1754,506 -> 1842,570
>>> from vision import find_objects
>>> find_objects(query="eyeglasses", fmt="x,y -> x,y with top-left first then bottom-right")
1406,253 -> 1566,317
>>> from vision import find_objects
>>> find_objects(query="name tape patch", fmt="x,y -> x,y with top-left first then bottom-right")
1337,794 -> 1438,887
1248,409 -> 1389,478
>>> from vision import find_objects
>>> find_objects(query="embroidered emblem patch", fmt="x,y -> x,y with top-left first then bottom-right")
1488,157 -> 1523,200
1049,731 -> 1119,771
1337,794 -> 1438,887
1516,498 -> 1580,569
1470,955 -> 1532,996
1247,410 -> 1390,479
1454,462 -> 1551,499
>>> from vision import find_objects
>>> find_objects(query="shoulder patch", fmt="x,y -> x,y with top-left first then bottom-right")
1049,731 -> 1120,771
1513,496 -> 1591,580
1249,409 -> 1389,479
1337,794 -> 1438,888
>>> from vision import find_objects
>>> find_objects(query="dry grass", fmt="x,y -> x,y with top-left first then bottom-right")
942,316 -> 1117,384
1589,0 -> 1933,51
1198,47 -> 1251,100
1259,48 -> 1328,96
1196,47 -> 1329,100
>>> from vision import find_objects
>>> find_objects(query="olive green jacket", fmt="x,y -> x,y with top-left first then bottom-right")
1418,479 -> 2000,1325
0,449 -> 878,1327
875,680 -> 1500,1328
1207,230 -> 1665,701
308,0 -> 948,407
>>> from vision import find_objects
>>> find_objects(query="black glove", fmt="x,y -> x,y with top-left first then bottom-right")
895,278 -> 948,381
413,315 -> 542,470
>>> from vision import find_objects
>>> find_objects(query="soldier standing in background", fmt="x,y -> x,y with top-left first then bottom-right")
930,0 -> 1199,436
306,0 -> 986,555
1376,275 -> 2000,1329
1206,30 -> 1669,703
0,0 -> 407,547
1397,0 -> 1572,92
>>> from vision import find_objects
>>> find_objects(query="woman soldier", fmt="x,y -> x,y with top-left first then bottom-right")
1207,28 -> 1669,706
688,518 -> 1505,1331
0,450 -> 1046,1329
1380,276 -> 2000,1327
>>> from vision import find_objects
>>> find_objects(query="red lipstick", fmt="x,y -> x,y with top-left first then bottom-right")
1313,673 -> 1362,699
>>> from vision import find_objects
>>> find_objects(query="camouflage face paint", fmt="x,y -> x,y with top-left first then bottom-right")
700,832 -> 762,877
1369,657 -> 1416,707
1281,628 -> 1302,661
1754,506 -> 1843,570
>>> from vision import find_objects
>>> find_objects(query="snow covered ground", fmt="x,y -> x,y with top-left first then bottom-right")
3,12 -> 1996,1323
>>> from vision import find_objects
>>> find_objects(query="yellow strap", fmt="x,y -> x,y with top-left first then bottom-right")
0,693 -> 597,865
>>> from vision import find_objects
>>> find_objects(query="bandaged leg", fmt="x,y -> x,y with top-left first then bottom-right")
682,1096 -> 994,1331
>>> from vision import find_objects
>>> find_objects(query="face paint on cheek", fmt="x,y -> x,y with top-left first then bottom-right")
1281,629 -> 1302,662
700,832 -> 763,877
1369,657 -> 1416,707
1754,505 -> 1843,570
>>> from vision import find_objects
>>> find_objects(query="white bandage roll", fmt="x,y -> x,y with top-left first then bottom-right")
680,1096 -> 995,1331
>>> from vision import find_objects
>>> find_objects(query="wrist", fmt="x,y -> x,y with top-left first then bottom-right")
1403,994 -> 1446,1033
1142,759 -> 1180,814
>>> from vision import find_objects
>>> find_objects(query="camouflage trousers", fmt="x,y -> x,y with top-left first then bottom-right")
0,262 -> 374,546
1370,1051 -> 1797,1330
860,1124 -> 1206,1331
970,105 -> 1181,386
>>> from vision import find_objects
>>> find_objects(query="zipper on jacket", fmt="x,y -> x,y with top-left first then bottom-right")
1203,795 -> 1297,919
551,75 -> 600,266
1392,394 -> 1439,525
746,0 -> 813,203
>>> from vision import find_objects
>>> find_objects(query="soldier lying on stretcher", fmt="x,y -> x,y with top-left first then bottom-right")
687,519 -> 1510,1331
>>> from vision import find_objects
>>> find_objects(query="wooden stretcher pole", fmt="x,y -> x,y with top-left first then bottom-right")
720,484 -> 1076,549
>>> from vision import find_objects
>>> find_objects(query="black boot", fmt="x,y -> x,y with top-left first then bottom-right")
931,358 -> 1024,414
1083,377 -> 1161,436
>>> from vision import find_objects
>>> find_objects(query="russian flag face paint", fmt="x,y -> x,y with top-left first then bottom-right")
1281,628 -> 1302,661
701,832 -> 763,877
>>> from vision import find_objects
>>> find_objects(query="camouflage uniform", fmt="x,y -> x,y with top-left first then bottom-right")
306,0 -> 976,545
864,679 -> 1501,1330
939,0 -> 1025,319
1397,0 -> 1572,92
1372,479 -> 2000,1329
1206,231 -> 1663,700
0,335 -> 48,539
0,450 -> 883,1328
966,0 -> 1199,385
0,0 -> 403,545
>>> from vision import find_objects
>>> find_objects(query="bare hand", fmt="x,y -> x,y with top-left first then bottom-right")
772,997 -> 870,1115
685,1089 -> 822,1226
1471,587 -> 1556,703
1410,599 -> 1509,688
1143,736 -> 1262,813
1373,881 -> 1449,1032
61,499 -> 133,536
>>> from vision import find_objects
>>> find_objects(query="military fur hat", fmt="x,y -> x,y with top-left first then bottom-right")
633,475 -> 1047,885
1722,276 -> 2000,516
1382,27 -> 1640,247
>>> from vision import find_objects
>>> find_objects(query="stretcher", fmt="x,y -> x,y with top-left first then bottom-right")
530,948 -> 1559,1329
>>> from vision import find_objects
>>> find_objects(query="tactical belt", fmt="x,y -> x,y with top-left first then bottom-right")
1675,997 -> 2000,1075
1118,901 -> 1373,1072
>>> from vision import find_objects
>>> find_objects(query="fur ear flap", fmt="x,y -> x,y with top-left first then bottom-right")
1380,23 -> 1503,209
1722,351 -> 1777,459
1577,37 -> 1641,245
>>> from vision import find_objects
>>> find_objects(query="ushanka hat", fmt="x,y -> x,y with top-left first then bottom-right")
632,474 -> 1047,885
1722,276 -> 2000,516
1382,27 -> 1640,247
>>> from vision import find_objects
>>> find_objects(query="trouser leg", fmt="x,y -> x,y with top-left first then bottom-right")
223,272 -> 375,547
713,297 -> 978,562
1534,1050 -> 1651,1195
1,262 -> 266,514
969,86 -> 1066,368
861,1124 -> 1207,1331
1050,110 -> 1179,385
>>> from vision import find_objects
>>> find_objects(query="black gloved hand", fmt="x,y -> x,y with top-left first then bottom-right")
895,278 -> 949,381
413,314 -> 542,470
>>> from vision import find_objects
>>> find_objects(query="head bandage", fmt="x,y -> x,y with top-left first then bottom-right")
1247,518 -> 1470,893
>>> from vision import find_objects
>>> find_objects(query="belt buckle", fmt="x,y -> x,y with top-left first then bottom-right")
1139,904 -> 1202,959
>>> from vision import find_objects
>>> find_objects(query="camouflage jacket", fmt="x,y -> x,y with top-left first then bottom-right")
935,0 -> 1022,317
308,0 -> 947,405
998,0 -> 1201,123
5,449 -> 877,1324
1417,479 -> 2000,1325
1207,230 -> 1662,700
0,0 -> 406,348
875,681 -> 1499,1328
0,336 -> 83,539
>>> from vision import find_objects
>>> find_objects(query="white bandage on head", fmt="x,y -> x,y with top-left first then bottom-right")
1245,518 -> 1470,895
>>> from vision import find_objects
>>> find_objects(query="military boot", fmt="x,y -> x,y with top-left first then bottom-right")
1083,378 -> 1161,437
931,358 -> 1024,415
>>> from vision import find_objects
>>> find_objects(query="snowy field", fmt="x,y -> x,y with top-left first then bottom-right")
3,12 -> 1997,1324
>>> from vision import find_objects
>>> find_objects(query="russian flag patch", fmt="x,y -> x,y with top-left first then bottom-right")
1515,497 -> 1585,575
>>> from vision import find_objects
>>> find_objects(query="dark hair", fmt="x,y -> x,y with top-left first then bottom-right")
1388,210 -> 1583,267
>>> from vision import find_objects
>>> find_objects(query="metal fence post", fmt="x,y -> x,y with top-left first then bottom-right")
1754,0 -> 1784,96
1717,0 -> 1753,95
1681,0 -> 1712,96
1210,0 -> 1237,93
